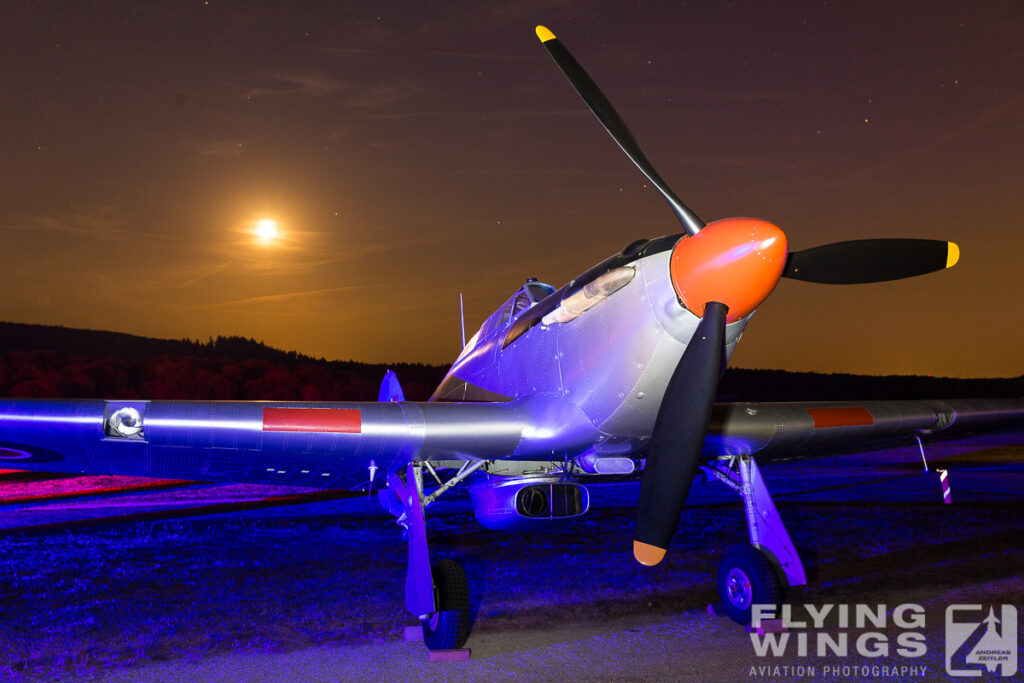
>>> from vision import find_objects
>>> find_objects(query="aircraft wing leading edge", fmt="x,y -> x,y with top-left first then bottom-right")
0,398 -> 534,488
2,396 -> 1022,489
706,397 -> 1024,462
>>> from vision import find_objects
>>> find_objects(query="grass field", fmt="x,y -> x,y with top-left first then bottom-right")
0,432 -> 1022,680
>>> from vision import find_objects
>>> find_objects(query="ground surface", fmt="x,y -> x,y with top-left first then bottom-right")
0,428 -> 1022,681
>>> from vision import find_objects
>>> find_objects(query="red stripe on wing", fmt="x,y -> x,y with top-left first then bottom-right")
806,406 -> 874,429
262,408 -> 362,433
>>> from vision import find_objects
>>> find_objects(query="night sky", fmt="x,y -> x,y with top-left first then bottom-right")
2,1 -> 1022,378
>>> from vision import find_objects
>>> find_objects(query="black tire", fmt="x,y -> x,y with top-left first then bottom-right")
421,559 -> 470,650
716,544 -> 782,626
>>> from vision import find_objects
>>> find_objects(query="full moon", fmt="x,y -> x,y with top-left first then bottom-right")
254,219 -> 279,243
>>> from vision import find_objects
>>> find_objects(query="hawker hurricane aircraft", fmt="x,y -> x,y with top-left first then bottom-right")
2,26 -> 1022,651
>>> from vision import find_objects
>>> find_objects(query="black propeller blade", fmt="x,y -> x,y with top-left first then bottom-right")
535,26 -> 705,236
784,238 -> 959,284
634,301 -> 728,566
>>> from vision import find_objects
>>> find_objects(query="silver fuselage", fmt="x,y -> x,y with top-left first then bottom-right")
435,244 -> 749,458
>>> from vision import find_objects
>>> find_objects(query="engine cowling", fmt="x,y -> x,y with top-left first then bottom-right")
470,478 -> 589,531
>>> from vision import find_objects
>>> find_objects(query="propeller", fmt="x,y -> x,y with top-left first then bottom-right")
534,25 -> 961,565
634,301 -> 727,565
784,238 -> 959,284
535,26 -> 704,236
535,25 -> 960,287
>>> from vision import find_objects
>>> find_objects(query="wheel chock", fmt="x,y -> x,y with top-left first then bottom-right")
428,648 -> 471,662
746,619 -> 788,635
403,625 -> 424,642
707,602 -> 726,617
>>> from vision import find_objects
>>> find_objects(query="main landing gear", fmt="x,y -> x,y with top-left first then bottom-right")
421,559 -> 471,650
381,460 -> 483,651
702,455 -> 806,625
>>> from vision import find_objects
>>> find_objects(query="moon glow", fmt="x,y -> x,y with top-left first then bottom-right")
254,219 -> 280,244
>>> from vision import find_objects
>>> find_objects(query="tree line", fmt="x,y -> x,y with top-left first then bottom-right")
0,322 -> 1020,402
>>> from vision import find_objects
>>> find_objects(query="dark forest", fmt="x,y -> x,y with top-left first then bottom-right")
1,322 -> 1021,402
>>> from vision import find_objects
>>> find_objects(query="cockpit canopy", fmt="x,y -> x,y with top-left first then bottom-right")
463,279 -> 555,351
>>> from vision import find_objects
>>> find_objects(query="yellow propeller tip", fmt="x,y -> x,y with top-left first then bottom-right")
946,242 -> 960,269
535,25 -> 556,43
633,540 -> 667,566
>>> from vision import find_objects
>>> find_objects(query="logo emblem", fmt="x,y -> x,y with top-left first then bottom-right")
946,605 -> 1017,677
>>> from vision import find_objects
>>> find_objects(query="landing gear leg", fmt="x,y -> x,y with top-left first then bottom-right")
703,455 -> 806,625
384,461 -> 474,650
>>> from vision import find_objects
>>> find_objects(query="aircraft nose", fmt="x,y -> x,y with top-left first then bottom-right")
669,217 -> 788,322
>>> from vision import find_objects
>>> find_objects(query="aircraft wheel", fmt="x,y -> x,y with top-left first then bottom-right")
716,544 -> 781,626
421,559 -> 470,650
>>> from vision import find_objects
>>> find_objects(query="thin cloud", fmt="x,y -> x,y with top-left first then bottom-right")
367,107 -> 586,121
347,84 -> 416,109
8,210 -> 186,246
203,234 -> 433,276
764,92 -> 1024,211
240,71 -> 346,99
423,50 -> 543,62
300,46 -> 375,56
638,85 -> 791,103
196,139 -> 247,158
14,213 -> 129,240
175,261 -> 234,289
210,285 -> 372,307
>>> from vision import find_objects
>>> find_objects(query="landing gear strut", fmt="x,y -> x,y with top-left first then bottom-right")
383,460 -> 482,650
702,455 -> 806,625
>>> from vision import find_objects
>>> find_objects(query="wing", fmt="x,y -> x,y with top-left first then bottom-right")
4,395 -> 1022,489
706,397 -> 1024,462
0,398 -> 531,489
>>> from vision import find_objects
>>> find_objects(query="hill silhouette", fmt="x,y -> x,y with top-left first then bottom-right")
0,321 -> 318,362
0,321 -> 1020,402
0,322 -> 445,401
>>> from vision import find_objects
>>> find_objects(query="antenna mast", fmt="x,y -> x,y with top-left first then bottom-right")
459,292 -> 466,348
